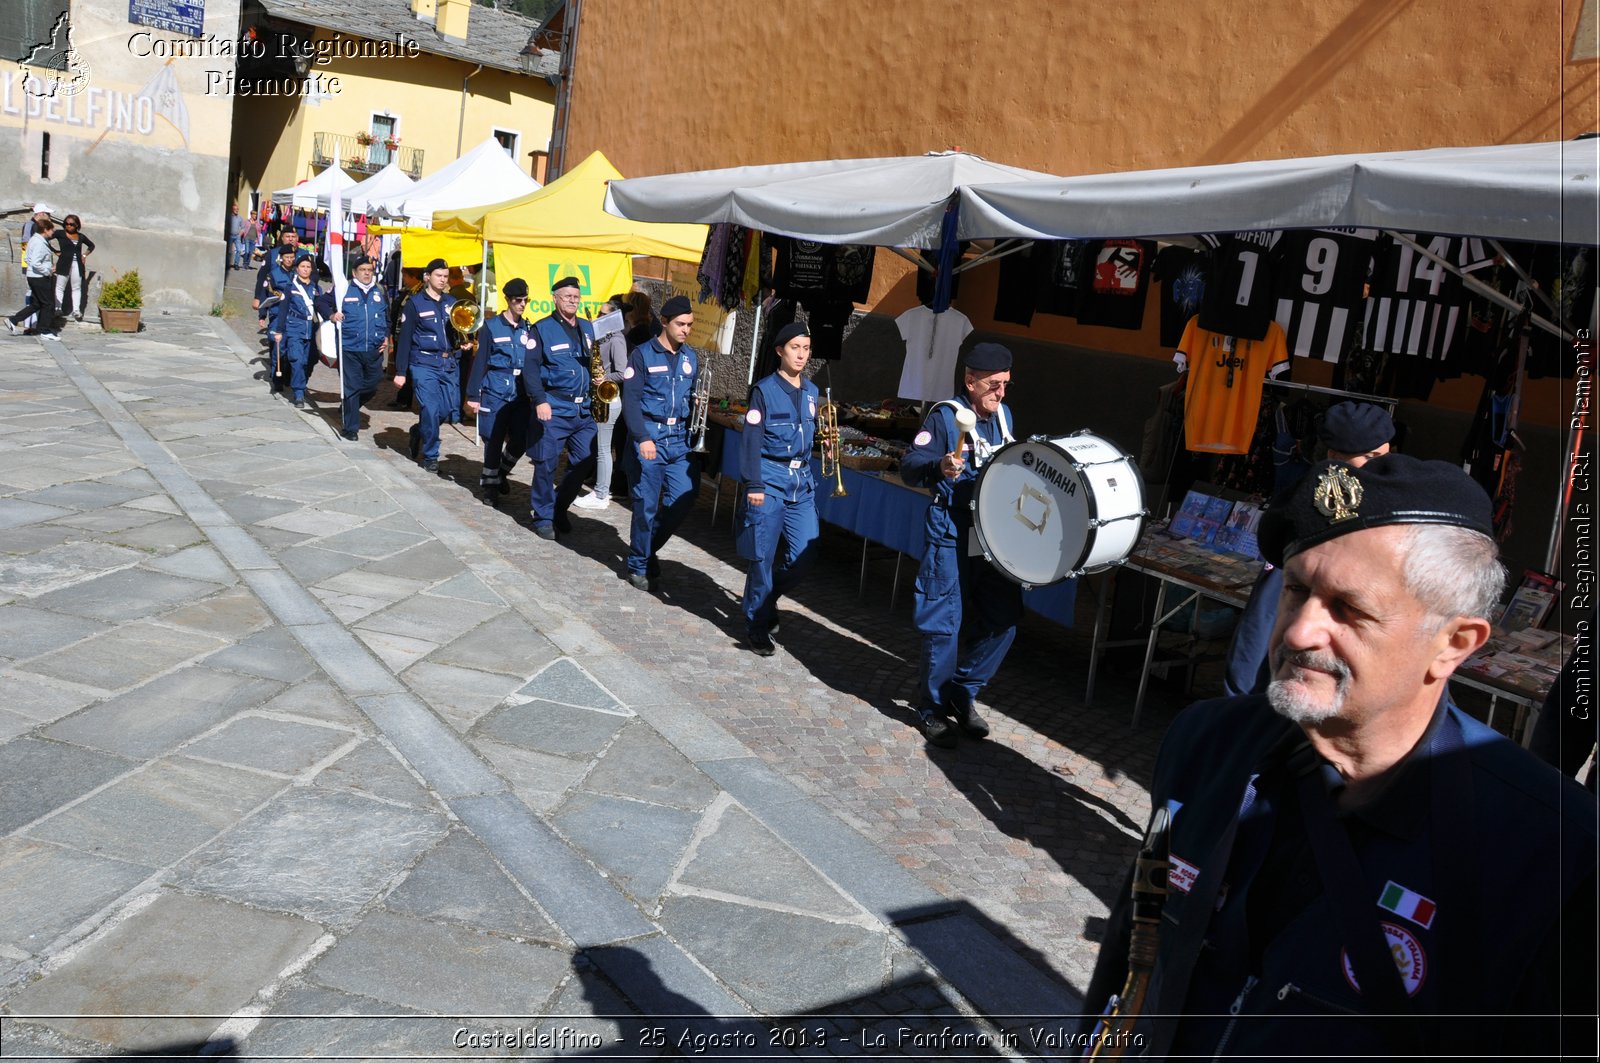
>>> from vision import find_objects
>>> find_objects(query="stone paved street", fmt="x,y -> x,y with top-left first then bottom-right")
0,272 -> 1199,1060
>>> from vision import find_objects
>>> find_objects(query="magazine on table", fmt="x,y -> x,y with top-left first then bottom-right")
1498,570 -> 1558,632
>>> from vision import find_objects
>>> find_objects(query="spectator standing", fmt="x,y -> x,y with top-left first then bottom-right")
51,215 -> 94,322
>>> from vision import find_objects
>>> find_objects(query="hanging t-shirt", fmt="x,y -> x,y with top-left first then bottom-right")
895,305 -> 973,401
994,243 -> 1044,326
1034,240 -> 1086,317
1075,238 -> 1155,330
1198,230 -> 1283,340
801,298 -> 852,361
1363,232 -> 1493,364
1154,245 -> 1209,347
915,241 -> 967,307
1179,317 -> 1291,455
770,238 -> 874,304
1271,227 -> 1378,363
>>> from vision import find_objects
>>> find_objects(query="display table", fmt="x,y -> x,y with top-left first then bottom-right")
709,423 -> 1076,627
1454,630 -> 1570,746
1085,525 -> 1263,729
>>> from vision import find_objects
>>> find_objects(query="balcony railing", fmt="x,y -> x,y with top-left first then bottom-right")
311,132 -> 424,179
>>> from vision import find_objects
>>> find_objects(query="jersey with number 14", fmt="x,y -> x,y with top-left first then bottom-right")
1364,233 -> 1493,361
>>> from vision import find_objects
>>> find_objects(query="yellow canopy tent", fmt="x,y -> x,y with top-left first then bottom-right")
431,151 -> 709,315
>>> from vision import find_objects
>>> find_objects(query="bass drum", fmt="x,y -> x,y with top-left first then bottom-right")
316,318 -> 340,368
970,432 -> 1146,587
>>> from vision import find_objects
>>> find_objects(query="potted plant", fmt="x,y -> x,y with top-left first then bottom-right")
354,130 -> 376,147
98,270 -> 142,332
383,134 -> 401,152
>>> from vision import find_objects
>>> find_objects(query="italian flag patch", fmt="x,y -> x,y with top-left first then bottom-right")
1378,881 -> 1436,929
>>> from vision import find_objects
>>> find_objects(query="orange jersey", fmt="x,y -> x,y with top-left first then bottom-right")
1180,318 -> 1289,454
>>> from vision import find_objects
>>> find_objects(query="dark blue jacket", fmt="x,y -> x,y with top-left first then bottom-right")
273,277 -> 320,340
1085,694 -> 1598,1059
899,397 -> 1013,543
465,313 -> 535,402
524,314 -> 594,412
740,373 -> 818,498
622,337 -> 698,442
395,289 -> 456,375
315,281 -> 388,353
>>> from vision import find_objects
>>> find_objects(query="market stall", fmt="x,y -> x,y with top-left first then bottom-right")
374,136 -> 543,266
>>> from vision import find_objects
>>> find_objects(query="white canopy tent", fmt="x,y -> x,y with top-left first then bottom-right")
959,140 -> 1599,246
604,150 -> 1055,247
342,163 -> 416,216
270,166 -> 359,212
376,136 -> 540,228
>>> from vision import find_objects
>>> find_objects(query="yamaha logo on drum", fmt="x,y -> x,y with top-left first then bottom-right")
1030,453 -> 1078,497
1021,450 -> 1034,468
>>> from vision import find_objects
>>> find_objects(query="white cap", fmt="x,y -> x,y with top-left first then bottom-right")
32,203 -> 51,215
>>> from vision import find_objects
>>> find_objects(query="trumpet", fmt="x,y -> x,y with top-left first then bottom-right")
818,388 -> 847,497
449,300 -> 483,354
688,359 -> 712,454
588,324 -> 618,424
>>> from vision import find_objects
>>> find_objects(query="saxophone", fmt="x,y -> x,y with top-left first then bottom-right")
1087,805 -> 1171,1060
588,323 -> 618,424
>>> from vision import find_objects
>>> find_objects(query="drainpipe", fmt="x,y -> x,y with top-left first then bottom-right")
457,63 -> 484,158
550,0 -> 583,178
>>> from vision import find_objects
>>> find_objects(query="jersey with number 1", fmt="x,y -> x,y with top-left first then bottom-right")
1198,231 -> 1283,340
1363,233 -> 1493,361
1272,228 -> 1379,363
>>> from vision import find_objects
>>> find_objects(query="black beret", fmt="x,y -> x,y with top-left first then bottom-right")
1319,401 -> 1395,455
659,294 -> 693,320
773,321 -> 810,347
501,277 -> 529,299
965,342 -> 1012,372
349,255 -> 372,268
424,258 -> 449,274
275,243 -> 296,256
1258,453 -> 1495,567
551,275 -> 582,292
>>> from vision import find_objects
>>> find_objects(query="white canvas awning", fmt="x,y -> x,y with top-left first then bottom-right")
604,150 -> 1055,248
343,163 -> 416,217
270,166 -> 359,212
376,137 -> 540,229
959,140 -> 1600,245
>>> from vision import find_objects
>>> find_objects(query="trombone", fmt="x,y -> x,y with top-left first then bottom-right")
818,388 -> 847,497
688,361 -> 712,453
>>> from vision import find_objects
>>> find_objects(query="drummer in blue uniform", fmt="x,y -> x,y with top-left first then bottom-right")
899,342 -> 1019,749
270,249 -> 323,409
315,254 -> 389,441
465,277 -> 535,507
393,258 -> 467,473
522,275 -> 598,539
256,243 -> 294,394
620,294 -> 699,590
1086,455 -> 1597,1059
1222,400 -> 1395,696
737,322 -> 823,656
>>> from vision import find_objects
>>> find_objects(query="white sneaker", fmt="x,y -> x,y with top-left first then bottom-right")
4,320 -> 16,335
571,493 -> 608,510
40,332 -> 59,340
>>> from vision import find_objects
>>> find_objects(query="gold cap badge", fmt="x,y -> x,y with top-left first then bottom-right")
1313,465 -> 1363,522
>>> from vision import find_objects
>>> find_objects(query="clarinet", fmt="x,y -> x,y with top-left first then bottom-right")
1087,805 -> 1172,1060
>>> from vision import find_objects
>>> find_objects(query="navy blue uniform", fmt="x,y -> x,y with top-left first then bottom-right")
466,312 -> 536,496
621,336 -> 699,578
899,398 -> 1019,716
395,288 -> 460,464
272,274 -> 322,402
316,280 -> 389,436
256,261 -> 287,391
523,313 -> 597,530
737,372 -> 820,638
1085,694 -> 1598,1059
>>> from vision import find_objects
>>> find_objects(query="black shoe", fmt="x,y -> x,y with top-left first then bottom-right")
408,427 -> 421,461
341,430 -> 358,441
480,488 -> 498,506
747,633 -> 777,657
423,459 -> 439,473
768,614 -> 782,637
957,704 -> 990,739
921,713 -> 958,749
496,477 -> 511,496
533,524 -> 557,540
554,510 -> 572,534
626,572 -> 650,590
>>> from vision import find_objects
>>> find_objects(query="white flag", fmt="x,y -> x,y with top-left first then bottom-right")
327,183 -> 348,302
137,63 -> 189,147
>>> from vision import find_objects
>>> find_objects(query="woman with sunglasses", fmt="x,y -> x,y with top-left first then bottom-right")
51,215 -> 94,323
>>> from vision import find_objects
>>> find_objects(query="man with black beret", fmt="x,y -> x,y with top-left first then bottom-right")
522,275 -> 598,539
898,342 -> 1020,748
620,293 -> 700,587
465,277 -> 535,505
1223,400 -> 1396,696
255,243 -> 297,393
1087,455 -> 1596,1059
394,258 -> 469,472
315,254 -> 390,441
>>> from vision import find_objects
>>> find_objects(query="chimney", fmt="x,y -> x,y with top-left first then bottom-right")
410,0 -> 436,20
437,0 -> 470,39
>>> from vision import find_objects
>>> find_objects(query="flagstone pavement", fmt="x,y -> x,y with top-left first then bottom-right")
0,283 -> 1189,1060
